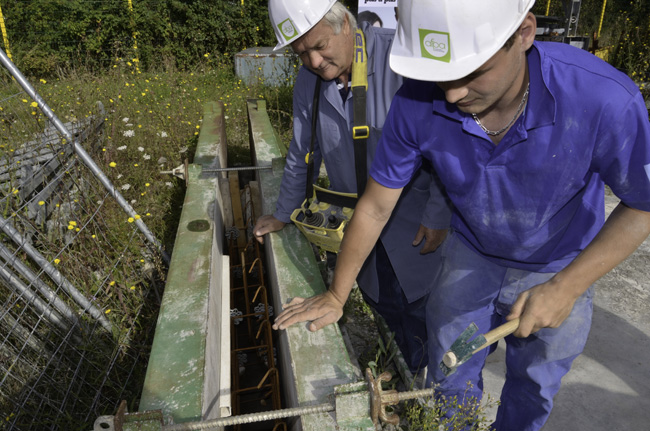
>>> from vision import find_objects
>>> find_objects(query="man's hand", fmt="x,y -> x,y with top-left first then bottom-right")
272,290 -> 346,332
412,225 -> 448,254
506,278 -> 583,338
253,214 -> 286,244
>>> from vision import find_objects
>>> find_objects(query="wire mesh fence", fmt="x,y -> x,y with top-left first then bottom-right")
0,51 -> 166,430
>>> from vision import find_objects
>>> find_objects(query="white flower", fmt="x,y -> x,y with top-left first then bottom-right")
117,174 -> 123,179
137,146 -> 144,152
143,154 -> 151,160
157,131 -> 168,138
122,117 -> 129,123
123,130 -> 135,137
121,184 -> 131,190
165,182 -> 173,187
117,145 -> 127,151
224,116 -> 229,120
130,199 -> 137,204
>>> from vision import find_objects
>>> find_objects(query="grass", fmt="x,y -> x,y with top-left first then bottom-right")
27,57 -> 294,252
0,57 -> 295,429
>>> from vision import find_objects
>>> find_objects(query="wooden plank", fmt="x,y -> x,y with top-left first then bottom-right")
219,177 -> 234,231
249,180 -> 263,223
228,171 -> 247,249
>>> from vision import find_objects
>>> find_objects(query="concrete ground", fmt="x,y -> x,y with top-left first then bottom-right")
482,191 -> 650,429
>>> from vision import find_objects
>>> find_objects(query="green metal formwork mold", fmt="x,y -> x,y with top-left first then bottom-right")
246,99 -> 374,431
139,101 -> 228,425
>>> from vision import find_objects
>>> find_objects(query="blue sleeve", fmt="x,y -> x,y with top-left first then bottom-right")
593,90 -> 650,212
273,68 -> 322,222
370,80 -> 425,189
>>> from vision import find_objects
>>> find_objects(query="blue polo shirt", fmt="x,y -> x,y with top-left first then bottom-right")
372,41 -> 650,272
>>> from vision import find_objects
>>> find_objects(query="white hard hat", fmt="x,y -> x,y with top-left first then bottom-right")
268,0 -> 337,51
390,0 -> 536,82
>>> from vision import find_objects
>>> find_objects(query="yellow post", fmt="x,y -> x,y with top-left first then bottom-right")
126,0 -> 140,72
0,3 -> 12,60
598,0 -> 608,39
545,0 -> 551,16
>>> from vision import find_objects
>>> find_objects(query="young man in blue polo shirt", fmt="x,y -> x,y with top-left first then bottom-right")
274,0 -> 650,429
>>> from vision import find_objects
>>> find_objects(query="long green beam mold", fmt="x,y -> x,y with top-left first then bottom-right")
138,101 -> 231,424
247,98 -> 375,431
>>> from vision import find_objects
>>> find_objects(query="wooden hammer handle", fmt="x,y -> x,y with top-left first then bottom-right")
475,318 -> 520,353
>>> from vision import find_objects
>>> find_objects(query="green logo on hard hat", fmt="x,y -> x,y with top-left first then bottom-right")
419,29 -> 450,63
279,18 -> 298,42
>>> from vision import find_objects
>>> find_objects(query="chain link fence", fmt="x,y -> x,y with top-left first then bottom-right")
0,49 -> 167,430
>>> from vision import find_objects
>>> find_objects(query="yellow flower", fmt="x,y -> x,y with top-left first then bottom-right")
54,258 -> 60,264
109,281 -> 116,286
128,217 -> 135,223
130,286 -> 136,291
134,214 -> 141,220
30,102 -> 38,108
105,309 -> 111,314
38,201 -> 45,206
145,183 -> 150,187
109,162 -> 117,167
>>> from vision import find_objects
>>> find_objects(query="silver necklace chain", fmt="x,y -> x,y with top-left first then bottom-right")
472,83 -> 530,136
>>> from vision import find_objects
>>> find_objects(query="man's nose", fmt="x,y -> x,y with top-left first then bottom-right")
307,51 -> 324,69
439,82 -> 469,105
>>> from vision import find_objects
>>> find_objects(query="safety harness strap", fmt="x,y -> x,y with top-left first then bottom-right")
305,78 -> 322,201
351,28 -> 369,196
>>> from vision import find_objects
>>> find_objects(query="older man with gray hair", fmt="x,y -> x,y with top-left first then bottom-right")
256,0 -> 451,377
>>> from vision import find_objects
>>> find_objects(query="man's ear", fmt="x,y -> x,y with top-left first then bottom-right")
520,12 -> 537,50
343,12 -> 351,35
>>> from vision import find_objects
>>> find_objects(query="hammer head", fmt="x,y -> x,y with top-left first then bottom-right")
439,323 -> 487,376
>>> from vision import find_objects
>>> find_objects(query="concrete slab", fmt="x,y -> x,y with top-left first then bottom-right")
482,190 -> 650,429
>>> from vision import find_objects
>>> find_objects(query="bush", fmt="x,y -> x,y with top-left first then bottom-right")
2,0 -> 277,77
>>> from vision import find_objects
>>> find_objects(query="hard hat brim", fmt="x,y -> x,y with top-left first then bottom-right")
390,50 -> 494,82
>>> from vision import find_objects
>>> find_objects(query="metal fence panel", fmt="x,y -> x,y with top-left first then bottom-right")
0,50 -> 165,430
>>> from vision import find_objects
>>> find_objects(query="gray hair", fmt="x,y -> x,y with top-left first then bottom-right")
322,2 -> 357,35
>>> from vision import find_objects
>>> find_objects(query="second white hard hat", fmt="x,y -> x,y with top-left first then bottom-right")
268,0 -> 337,51
390,0 -> 536,82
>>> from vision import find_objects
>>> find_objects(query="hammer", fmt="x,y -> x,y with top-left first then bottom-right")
439,318 -> 520,376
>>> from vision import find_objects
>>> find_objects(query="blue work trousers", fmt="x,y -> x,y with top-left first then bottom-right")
361,241 -> 430,375
427,232 -> 593,431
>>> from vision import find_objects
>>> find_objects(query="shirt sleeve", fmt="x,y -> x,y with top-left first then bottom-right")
273,68 -> 323,222
370,80 -> 425,189
592,90 -> 650,212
